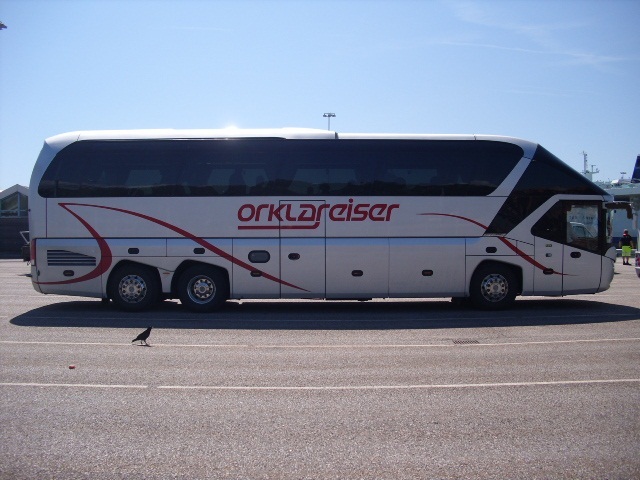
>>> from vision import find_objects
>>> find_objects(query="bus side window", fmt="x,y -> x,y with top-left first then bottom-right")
249,175 -> 265,195
329,168 -> 359,195
289,167 -> 325,195
179,161 -> 216,196
242,168 -> 270,195
125,169 -> 161,196
531,202 -> 565,244
532,201 -> 601,252
376,170 -> 406,195
566,203 -> 600,252
226,169 -> 247,195
431,168 -> 458,196
202,168 -> 231,195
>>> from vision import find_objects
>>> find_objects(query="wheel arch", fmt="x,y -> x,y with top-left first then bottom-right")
106,260 -> 162,299
471,260 -> 523,296
170,260 -> 230,296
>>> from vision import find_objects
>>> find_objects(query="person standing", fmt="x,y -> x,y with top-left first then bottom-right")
619,229 -> 635,265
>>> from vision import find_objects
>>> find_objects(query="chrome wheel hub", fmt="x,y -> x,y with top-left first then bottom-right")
118,275 -> 147,303
480,274 -> 508,302
188,276 -> 216,304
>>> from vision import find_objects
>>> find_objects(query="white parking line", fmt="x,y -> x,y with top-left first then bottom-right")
0,340 -> 247,347
158,378 -> 640,391
0,341 -> 135,347
0,382 -> 148,389
1,378 -> 637,391
236,337 -> 640,349
1,337 -> 639,349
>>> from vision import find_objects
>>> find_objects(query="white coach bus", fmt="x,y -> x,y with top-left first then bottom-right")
28,128 -> 630,312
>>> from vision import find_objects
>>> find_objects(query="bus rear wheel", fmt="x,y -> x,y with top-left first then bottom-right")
177,265 -> 229,313
108,264 -> 160,312
469,264 -> 517,310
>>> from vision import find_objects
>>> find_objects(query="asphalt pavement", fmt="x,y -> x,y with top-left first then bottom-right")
1,259 -> 639,479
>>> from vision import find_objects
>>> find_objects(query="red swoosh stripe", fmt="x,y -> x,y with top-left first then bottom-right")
419,212 -> 562,275
41,203 -> 308,292
35,205 -> 113,285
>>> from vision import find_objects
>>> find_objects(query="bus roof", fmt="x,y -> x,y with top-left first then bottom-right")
43,129 -> 539,157
44,128 -> 336,148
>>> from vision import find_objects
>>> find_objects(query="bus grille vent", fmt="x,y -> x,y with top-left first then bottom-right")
452,339 -> 480,345
47,250 -> 97,267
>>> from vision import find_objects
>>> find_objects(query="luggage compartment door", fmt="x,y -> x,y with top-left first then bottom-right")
390,238 -> 465,297
279,200 -> 326,298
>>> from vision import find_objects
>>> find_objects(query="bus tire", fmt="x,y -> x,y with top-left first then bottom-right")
469,263 -> 517,310
108,264 -> 160,312
177,265 -> 229,313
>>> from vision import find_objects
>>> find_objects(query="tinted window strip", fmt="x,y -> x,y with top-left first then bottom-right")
38,139 -> 524,198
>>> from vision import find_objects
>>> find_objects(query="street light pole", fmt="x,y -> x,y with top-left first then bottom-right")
323,112 -> 336,131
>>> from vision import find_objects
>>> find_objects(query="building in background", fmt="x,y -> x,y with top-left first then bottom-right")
0,185 -> 29,257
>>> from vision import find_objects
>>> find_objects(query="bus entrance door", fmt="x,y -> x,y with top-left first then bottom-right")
533,238 -> 563,295
532,201 -> 603,295
561,202 -> 603,294
279,200 -> 326,298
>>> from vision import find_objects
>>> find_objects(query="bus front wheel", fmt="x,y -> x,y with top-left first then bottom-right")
469,264 -> 517,310
108,264 -> 160,312
177,265 -> 229,313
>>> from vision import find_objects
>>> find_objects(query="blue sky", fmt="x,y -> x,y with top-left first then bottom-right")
1,0 -> 638,190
